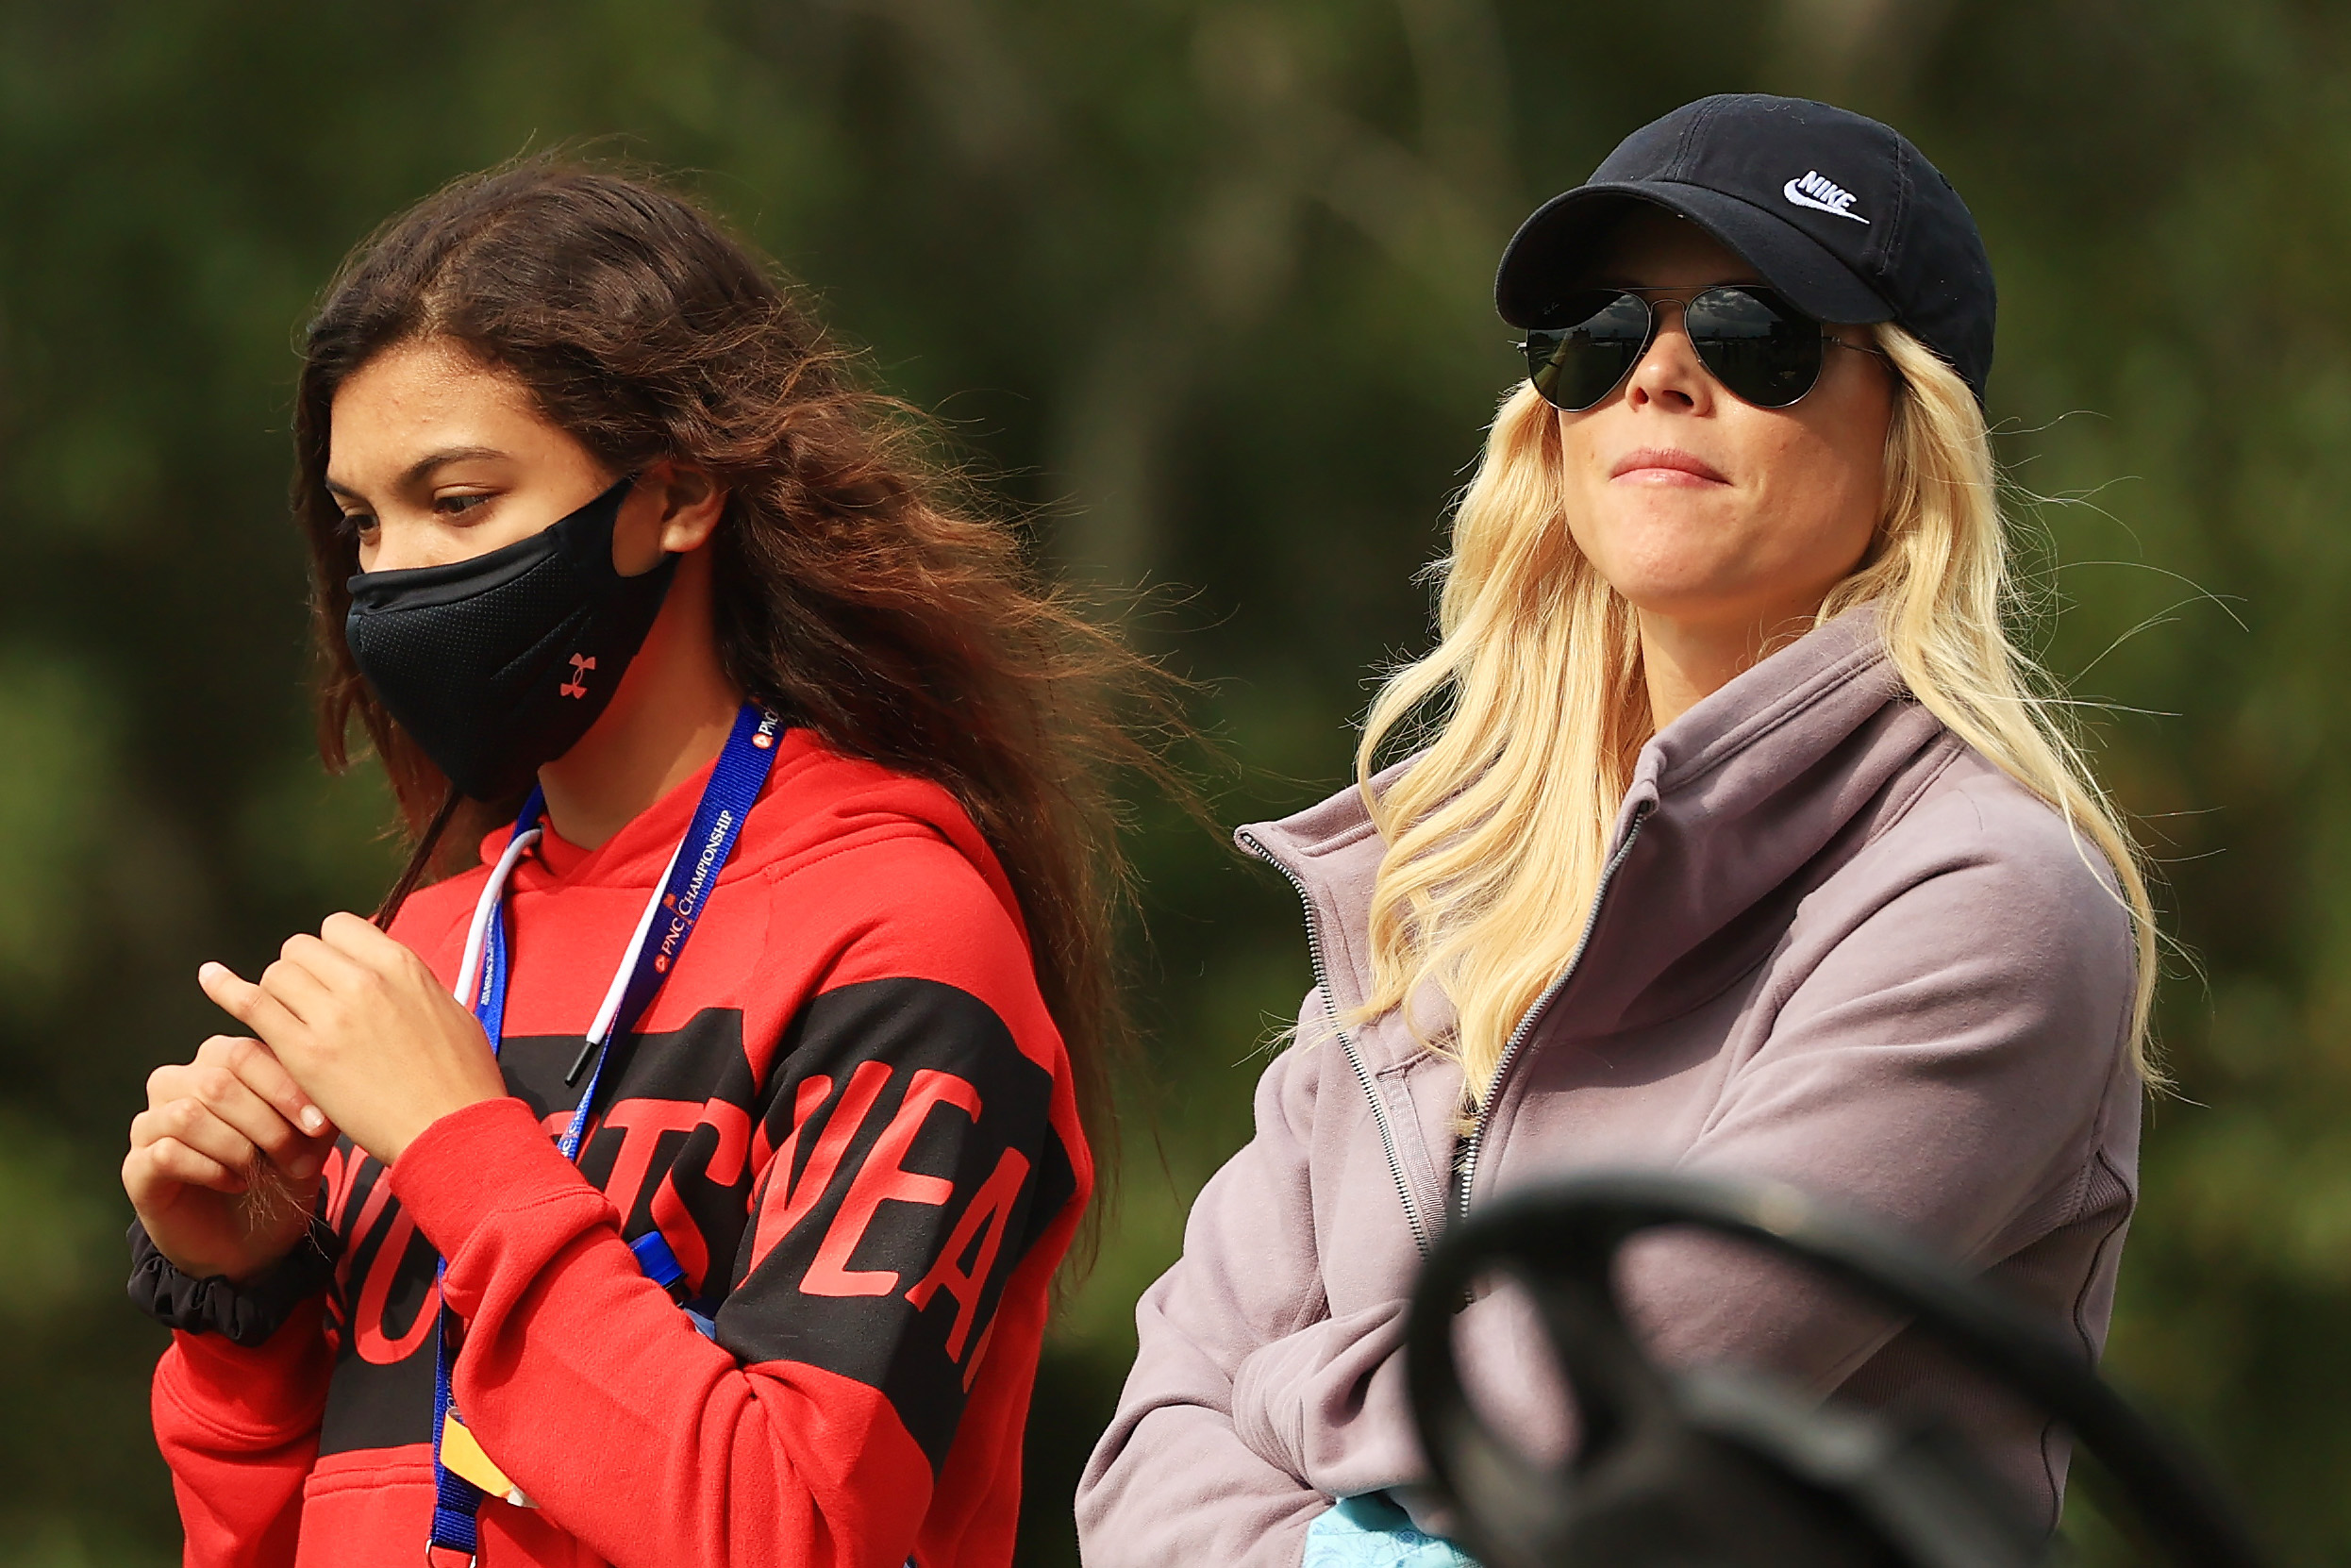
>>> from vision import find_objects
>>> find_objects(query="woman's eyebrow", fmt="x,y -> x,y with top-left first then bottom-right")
325,445 -> 510,501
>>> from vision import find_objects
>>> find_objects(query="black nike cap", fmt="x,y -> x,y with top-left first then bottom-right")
1495,93 -> 1996,402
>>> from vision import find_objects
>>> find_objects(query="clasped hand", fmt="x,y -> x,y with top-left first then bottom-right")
199,911 -> 509,1166
122,911 -> 508,1282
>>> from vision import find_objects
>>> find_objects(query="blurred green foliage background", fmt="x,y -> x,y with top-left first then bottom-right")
0,0 -> 2343,1560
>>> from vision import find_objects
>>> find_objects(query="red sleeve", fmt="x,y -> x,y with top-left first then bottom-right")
391,855 -> 1075,1568
150,880 -> 472,1567
149,1298 -> 335,1568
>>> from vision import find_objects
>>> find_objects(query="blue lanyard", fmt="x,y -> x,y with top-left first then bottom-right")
427,703 -> 784,1561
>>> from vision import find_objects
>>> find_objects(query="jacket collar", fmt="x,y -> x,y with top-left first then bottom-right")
1236,605 -> 1948,1038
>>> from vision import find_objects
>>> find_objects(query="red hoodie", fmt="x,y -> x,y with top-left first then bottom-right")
149,728 -> 1091,1568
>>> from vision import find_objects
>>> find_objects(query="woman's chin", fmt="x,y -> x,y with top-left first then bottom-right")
1602,575 -> 1803,632
1578,542 -> 1759,614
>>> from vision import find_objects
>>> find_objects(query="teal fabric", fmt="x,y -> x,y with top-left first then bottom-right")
1300,1493 -> 1480,1568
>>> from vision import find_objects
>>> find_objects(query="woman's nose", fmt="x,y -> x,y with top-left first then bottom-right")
1624,303 -> 1712,413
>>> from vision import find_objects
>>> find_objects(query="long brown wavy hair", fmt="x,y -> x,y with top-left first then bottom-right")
292,158 -> 1176,1242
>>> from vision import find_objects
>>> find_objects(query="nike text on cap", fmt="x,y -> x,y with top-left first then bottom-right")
1494,93 -> 1996,402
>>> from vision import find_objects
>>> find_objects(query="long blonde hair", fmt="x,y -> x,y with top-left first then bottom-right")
1354,324 -> 2159,1098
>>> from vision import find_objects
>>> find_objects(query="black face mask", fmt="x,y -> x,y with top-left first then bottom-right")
345,475 -> 677,801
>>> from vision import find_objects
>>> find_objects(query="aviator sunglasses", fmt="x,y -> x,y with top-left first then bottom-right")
1520,284 -> 1887,412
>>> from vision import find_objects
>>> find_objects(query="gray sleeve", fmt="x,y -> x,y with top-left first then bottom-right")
1635,799 -> 2142,1387
1075,993 -> 1336,1568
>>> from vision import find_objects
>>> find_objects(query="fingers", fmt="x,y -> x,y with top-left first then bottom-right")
256,941 -> 346,1031
148,1037 -> 331,1140
200,959 -> 308,1049
124,1137 -> 242,1201
125,1028 -> 342,1226
195,1050 -> 325,1175
280,929 -> 372,991
319,909 -> 407,967
318,912 -> 445,1004
211,1034 -> 332,1137
209,921 -> 416,1041
129,1098 -> 258,1186
253,929 -> 374,1029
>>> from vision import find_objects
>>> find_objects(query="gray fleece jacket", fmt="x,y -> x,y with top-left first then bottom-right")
1075,607 -> 2142,1566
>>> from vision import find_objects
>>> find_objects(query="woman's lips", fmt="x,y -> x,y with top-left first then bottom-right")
1609,447 -> 1729,485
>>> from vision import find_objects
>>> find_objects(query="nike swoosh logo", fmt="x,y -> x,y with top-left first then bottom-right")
1783,177 -> 1871,224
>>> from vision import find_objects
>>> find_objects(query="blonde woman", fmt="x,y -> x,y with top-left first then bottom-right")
1077,95 -> 2149,1567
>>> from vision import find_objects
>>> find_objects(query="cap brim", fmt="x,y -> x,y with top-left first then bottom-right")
1495,182 -> 1892,327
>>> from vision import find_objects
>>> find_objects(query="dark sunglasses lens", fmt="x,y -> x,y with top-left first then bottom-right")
1524,292 -> 1651,411
1685,287 -> 1823,408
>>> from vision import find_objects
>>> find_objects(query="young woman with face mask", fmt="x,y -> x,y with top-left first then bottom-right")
120,162 -> 1149,1568
1078,95 -> 2154,1567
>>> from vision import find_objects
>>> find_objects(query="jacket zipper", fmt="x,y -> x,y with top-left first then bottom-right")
1453,798 -> 1656,1223
1239,829 -> 1435,1259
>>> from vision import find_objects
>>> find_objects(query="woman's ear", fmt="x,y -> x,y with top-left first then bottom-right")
611,461 -> 725,575
651,461 -> 726,553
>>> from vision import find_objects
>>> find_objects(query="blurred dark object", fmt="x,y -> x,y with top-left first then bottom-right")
1405,1173 -> 2264,1568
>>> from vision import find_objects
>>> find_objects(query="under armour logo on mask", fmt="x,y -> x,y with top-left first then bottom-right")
559,653 -> 596,698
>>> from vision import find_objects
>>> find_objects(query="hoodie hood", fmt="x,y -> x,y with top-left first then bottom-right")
479,726 -> 1028,941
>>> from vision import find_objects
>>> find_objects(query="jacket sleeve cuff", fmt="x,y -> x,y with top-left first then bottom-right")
128,1215 -> 339,1347
389,1095 -> 592,1260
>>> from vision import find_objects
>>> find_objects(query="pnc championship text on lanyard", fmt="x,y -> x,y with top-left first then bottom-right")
427,702 -> 783,1565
